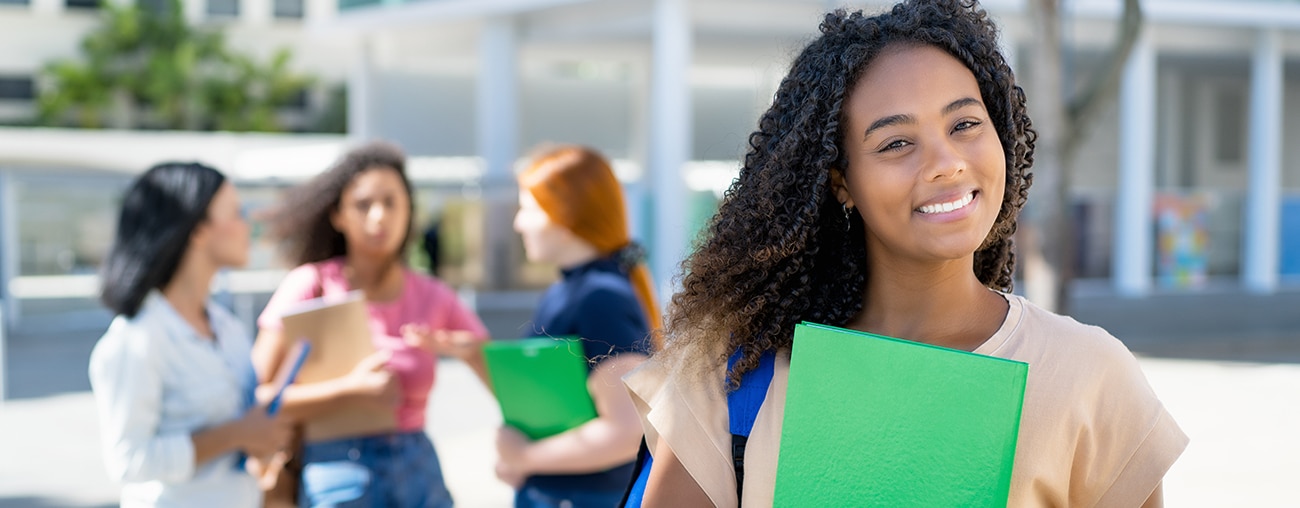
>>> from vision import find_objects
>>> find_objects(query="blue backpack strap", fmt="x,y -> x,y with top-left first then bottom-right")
621,441 -> 653,507
727,349 -> 775,505
621,349 -> 775,508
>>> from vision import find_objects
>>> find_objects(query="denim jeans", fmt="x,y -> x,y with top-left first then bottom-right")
514,485 -> 625,508
299,431 -> 453,508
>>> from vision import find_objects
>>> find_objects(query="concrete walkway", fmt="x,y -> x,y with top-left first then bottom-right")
3,355 -> 1299,507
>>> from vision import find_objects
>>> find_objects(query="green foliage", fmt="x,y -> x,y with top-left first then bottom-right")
37,0 -> 316,132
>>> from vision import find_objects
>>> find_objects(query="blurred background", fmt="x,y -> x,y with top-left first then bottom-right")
0,0 -> 1298,506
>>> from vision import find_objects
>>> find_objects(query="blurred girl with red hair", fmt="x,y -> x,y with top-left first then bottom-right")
494,145 -> 660,508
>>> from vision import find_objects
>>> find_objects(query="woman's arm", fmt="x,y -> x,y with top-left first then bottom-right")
496,353 -> 647,476
192,406 -> 290,465
251,329 -> 400,421
641,437 -> 713,507
91,332 -> 287,483
1141,483 -> 1164,508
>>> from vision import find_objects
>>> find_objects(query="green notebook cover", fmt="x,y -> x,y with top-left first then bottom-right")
483,337 -> 598,440
773,322 -> 1028,507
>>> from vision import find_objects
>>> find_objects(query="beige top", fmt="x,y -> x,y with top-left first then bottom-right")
624,292 -> 1189,507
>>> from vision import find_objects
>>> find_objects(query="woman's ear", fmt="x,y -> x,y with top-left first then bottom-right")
328,207 -> 343,233
830,169 -> 855,209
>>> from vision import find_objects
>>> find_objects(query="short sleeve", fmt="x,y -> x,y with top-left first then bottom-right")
257,263 -> 324,331
88,326 -> 197,484
575,287 -> 651,365
419,277 -> 489,340
1077,337 -> 1189,506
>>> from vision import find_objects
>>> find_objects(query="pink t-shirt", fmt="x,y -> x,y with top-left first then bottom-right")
258,258 -> 489,431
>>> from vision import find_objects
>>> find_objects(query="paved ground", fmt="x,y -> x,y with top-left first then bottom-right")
3,286 -> 1300,507
4,353 -> 1300,507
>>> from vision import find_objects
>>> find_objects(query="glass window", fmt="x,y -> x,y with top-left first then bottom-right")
137,0 -> 169,13
15,174 -> 130,277
0,77 -> 34,101
273,0 -> 303,19
207,0 -> 238,18
64,0 -> 98,9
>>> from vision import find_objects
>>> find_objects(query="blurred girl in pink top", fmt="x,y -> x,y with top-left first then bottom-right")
254,142 -> 489,508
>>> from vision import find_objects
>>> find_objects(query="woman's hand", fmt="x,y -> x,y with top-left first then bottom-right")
234,405 -> 291,460
495,426 -> 533,488
345,349 -> 401,409
402,324 -> 482,361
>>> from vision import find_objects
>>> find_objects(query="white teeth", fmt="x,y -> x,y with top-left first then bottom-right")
918,192 -> 974,214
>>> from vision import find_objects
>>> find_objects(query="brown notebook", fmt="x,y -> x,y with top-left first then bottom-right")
280,290 -> 396,441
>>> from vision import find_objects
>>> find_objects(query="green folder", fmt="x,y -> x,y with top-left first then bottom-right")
773,322 -> 1028,507
482,337 -> 597,440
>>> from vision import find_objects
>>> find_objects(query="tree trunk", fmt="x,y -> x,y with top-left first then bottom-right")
1023,0 -> 1068,313
1024,0 -> 1143,315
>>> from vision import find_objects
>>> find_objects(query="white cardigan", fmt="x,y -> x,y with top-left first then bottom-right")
88,290 -> 260,508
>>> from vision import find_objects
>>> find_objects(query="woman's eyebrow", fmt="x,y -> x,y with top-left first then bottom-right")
863,97 -> 984,141
943,97 -> 983,115
864,113 -> 913,141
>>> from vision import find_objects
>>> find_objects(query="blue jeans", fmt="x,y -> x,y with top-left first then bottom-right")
299,431 -> 453,508
514,485 -> 625,508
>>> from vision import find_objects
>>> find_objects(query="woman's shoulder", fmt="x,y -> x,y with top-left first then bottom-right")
90,311 -> 167,375
625,342 -> 726,402
573,270 -> 639,304
1005,293 -> 1134,362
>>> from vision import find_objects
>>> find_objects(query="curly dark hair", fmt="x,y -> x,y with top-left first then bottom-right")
663,0 -> 1036,386
272,141 -> 416,267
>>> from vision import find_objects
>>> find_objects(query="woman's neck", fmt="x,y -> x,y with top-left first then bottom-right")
162,254 -> 217,338
848,255 -> 1007,352
554,242 -> 602,271
345,254 -> 404,302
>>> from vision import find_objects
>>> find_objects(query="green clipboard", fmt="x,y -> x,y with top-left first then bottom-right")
773,322 -> 1028,507
483,337 -> 597,440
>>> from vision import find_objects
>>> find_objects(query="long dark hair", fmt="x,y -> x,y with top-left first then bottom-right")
664,0 -> 1036,386
100,162 -> 227,318
271,141 -> 415,267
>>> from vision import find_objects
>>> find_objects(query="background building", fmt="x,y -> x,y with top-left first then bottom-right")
0,0 -> 1298,337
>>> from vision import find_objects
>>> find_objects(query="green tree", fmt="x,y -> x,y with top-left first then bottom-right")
38,0 -> 314,132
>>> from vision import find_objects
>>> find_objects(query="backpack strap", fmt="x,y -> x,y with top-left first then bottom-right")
620,439 -> 653,507
727,349 -> 775,505
620,349 -> 775,508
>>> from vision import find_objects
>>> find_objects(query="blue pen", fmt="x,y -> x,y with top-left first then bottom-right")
237,340 -> 311,470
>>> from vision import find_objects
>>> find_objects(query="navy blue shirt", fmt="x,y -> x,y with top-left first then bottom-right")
521,254 -> 651,494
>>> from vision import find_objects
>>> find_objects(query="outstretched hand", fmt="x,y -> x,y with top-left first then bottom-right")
402,324 -> 482,361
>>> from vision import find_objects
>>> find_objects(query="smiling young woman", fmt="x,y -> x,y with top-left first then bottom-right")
621,1 -> 1187,507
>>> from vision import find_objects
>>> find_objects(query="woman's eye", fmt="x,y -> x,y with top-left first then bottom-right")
880,140 -> 909,152
954,120 -> 981,131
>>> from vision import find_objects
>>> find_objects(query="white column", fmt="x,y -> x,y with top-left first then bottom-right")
0,171 -> 15,402
305,0 -> 336,24
1158,69 -> 1182,188
183,0 -> 204,25
31,0 -> 62,17
1114,28 -> 1156,297
649,0 -> 692,295
478,17 -> 519,182
476,17 -> 519,290
347,37 -> 375,142
244,0 -> 273,25
627,63 -> 650,246
1243,28 -> 1283,294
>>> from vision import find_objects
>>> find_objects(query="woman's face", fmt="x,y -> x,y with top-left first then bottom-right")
835,43 -> 1006,266
197,182 -> 250,269
331,166 -> 411,261
514,189 -> 580,265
